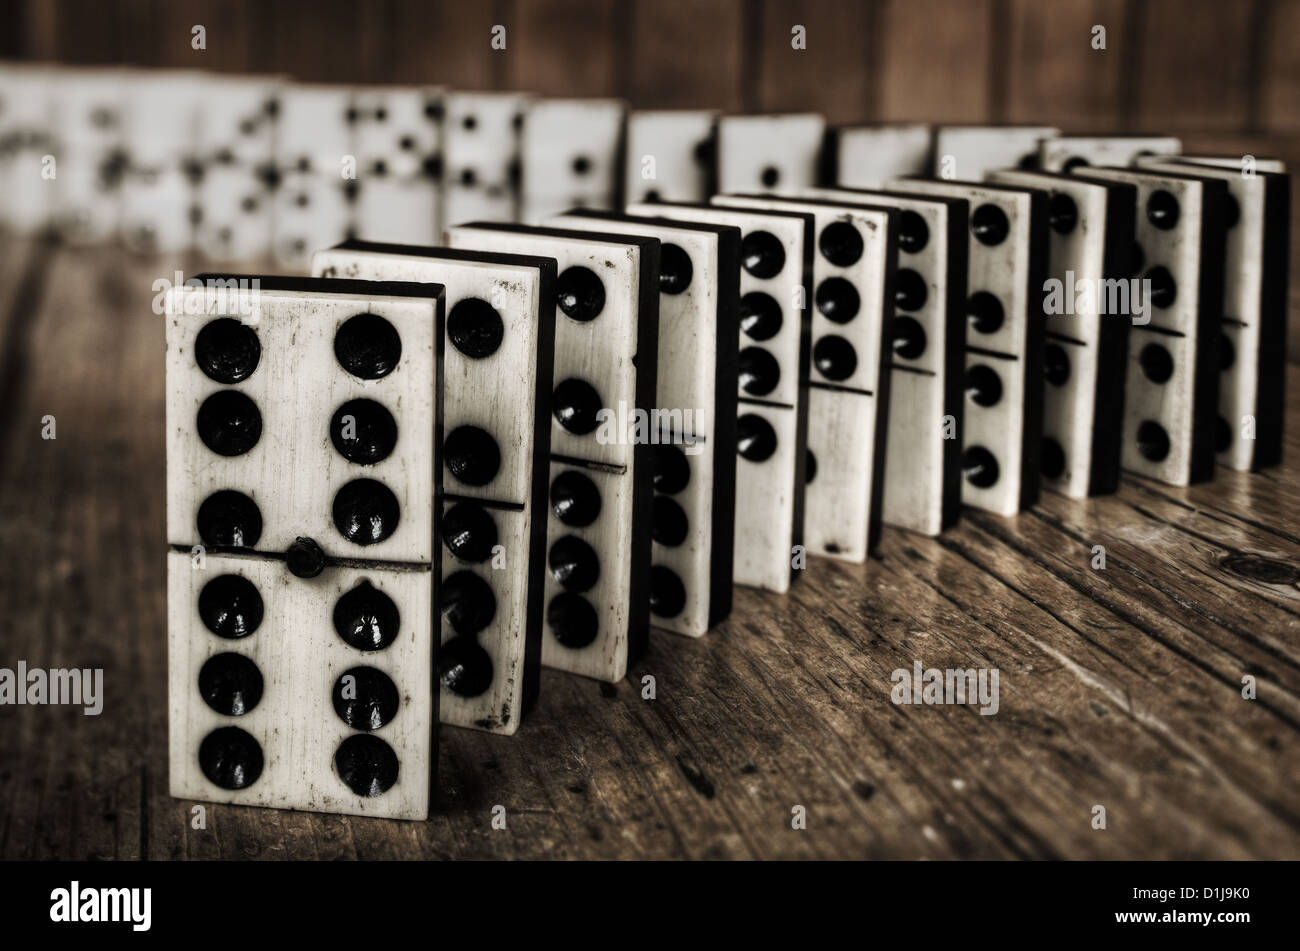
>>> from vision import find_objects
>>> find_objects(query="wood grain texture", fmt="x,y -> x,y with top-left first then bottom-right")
876,0 -> 995,123
628,0 -> 745,111
755,0 -> 876,124
142,0 -> 262,73
0,223 -> 1291,858
1262,0 -> 1300,133
266,0 -> 389,84
1004,0 -> 1129,129
502,0 -> 620,98
389,0 -> 502,89
1132,0 -> 1260,133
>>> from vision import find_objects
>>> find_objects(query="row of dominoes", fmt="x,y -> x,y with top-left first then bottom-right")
114,69 -> 1287,816
0,64 -> 625,265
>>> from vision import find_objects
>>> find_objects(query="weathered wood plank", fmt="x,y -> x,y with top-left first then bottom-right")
755,0 -> 876,124
628,0 -> 745,112
1132,0 -> 1259,133
1262,0 -> 1300,134
1003,0 -> 1129,129
502,0 -> 620,98
876,0 -> 995,123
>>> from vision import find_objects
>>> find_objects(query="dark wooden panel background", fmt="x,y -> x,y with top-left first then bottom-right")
1,0 -> 1295,134
6,0 -> 1300,360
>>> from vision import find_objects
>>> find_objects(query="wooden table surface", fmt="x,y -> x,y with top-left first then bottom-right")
1,234 -> 1298,861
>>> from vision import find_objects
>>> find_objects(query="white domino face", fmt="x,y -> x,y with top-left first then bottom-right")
311,244 -> 553,734
932,126 -> 1059,180
196,165 -> 274,262
355,177 -> 440,246
443,185 -> 516,230
1080,166 -> 1223,485
447,223 -> 653,682
716,114 -> 826,195
835,125 -> 933,188
0,67 -> 57,233
272,175 -> 354,269
1137,159 -> 1286,472
166,284 -> 439,563
168,552 -> 435,820
50,145 -> 121,244
52,67 -> 126,153
352,86 -> 443,180
989,169 -> 1135,499
715,194 -> 893,562
519,192 -> 617,226
1039,135 -> 1182,174
120,167 -> 195,254
166,279 -> 441,819
624,110 -> 717,204
802,186 -> 966,536
521,99 -> 625,206
194,74 -> 283,167
627,201 -> 810,592
277,84 -> 355,178
443,91 -> 530,192
46,69 -> 126,241
551,211 -> 732,637
894,178 -> 1044,516
120,70 -> 205,171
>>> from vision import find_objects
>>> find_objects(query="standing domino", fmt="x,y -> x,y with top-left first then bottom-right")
550,210 -> 739,636
895,177 -> 1049,516
624,110 -> 717,205
519,98 -> 625,223
1077,165 -> 1228,485
933,126 -> 1059,179
802,186 -> 968,536
311,241 -> 557,734
166,275 -> 444,819
716,114 -> 826,195
1039,135 -> 1183,174
627,200 -> 814,592
987,168 -> 1138,498
828,125 -> 933,189
442,91 -> 530,227
448,223 -> 660,683
1134,157 -> 1290,472
350,86 -> 445,246
714,194 -> 897,561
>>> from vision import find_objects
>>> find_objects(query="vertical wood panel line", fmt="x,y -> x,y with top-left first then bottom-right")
988,0 -> 1011,122
613,0 -> 633,100
1118,0 -> 1147,130
863,0 -> 884,119
741,0 -> 763,113
493,0 -> 513,90
1246,0 -> 1273,132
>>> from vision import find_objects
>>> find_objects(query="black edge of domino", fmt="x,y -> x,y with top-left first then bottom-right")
1190,175 -> 1230,483
325,240 -> 559,714
1021,186 -> 1049,511
560,208 -> 741,625
1255,170 -> 1291,470
451,222 -> 662,668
